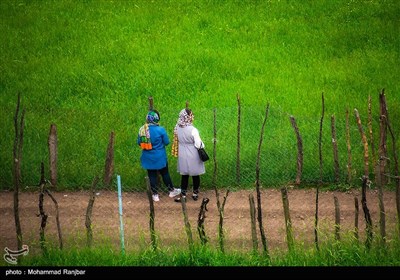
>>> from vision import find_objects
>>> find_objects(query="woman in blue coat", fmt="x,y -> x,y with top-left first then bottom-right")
137,110 -> 181,202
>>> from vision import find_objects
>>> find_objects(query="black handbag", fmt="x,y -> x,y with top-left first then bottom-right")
197,143 -> 209,162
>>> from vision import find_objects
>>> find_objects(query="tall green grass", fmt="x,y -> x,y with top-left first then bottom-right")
1,0 -> 399,189
5,236 -> 400,267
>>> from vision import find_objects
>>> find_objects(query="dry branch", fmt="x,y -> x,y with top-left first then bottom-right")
255,103 -> 270,258
361,176 -> 373,249
197,198 -> 210,245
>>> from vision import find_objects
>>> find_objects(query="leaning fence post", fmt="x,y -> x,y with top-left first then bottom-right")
249,193 -> 258,253
145,176 -> 157,251
117,175 -> 125,255
281,187 -> 294,252
334,196 -> 341,241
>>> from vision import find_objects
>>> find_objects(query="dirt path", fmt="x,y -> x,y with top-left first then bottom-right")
0,188 -> 398,257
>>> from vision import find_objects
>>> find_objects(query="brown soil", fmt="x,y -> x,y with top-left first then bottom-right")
0,188 -> 398,257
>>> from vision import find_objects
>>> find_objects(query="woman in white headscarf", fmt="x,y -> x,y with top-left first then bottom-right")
172,108 -> 205,202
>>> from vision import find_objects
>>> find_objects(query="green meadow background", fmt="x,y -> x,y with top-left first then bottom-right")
1,0 -> 399,191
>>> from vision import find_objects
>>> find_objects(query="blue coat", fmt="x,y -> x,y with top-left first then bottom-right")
137,124 -> 170,170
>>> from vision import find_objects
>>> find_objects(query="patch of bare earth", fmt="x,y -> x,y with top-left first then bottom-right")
0,188 -> 398,257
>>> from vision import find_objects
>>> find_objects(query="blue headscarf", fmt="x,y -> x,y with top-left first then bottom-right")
146,110 -> 160,124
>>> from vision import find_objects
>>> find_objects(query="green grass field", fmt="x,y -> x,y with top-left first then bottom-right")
2,236 -> 400,267
1,0 -> 399,190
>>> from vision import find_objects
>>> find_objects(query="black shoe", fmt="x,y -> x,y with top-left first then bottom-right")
174,195 -> 186,203
192,194 -> 198,201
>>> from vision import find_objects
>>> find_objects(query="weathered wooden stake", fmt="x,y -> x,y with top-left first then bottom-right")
376,116 -> 387,246
13,92 -> 25,250
361,176 -> 373,250
145,176 -> 157,251
281,187 -> 294,251
354,197 -> 359,242
387,117 -> 400,239
334,196 -> 341,241
255,103 -> 270,258
379,90 -> 389,185
212,108 -> 230,253
236,93 -> 241,186
45,189 -> 63,250
197,198 -> 210,245
178,195 -> 194,252
249,193 -> 258,253
38,163 -> 48,255
148,96 -> 154,110
368,94 -> 376,163
315,92 -> 325,251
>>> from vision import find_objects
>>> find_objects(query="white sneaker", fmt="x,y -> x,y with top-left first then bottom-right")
169,188 -> 181,198
152,194 -> 160,202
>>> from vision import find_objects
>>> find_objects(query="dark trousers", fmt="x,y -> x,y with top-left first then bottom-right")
180,175 -> 200,196
147,165 -> 174,195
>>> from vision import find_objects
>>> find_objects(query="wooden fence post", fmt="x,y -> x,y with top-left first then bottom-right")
281,187 -> 294,251
255,103 -> 270,258
197,198 -> 210,245
361,176 -> 373,250
236,93 -> 241,186
13,92 -> 25,250
249,193 -> 258,253
145,176 -> 157,251
334,196 -> 341,241
354,197 -> 359,242
315,92 -> 325,251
